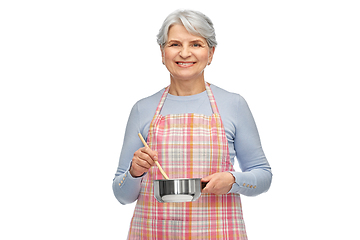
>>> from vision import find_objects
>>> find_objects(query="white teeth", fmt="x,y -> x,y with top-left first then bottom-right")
177,62 -> 193,65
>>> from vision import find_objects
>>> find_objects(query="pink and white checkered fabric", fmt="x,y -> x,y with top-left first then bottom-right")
128,83 -> 247,239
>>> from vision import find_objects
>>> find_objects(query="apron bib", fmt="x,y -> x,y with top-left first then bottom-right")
128,83 -> 247,239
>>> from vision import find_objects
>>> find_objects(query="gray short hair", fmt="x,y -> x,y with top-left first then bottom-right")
157,9 -> 217,49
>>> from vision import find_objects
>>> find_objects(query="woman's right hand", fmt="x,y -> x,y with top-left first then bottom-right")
129,147 -> 158,177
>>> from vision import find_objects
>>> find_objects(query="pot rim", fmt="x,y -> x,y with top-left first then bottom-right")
154,178 -> 202,182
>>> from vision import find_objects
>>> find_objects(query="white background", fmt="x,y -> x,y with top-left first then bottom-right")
1,0 -> 359,239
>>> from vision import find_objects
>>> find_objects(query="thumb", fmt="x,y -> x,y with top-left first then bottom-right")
201,174 -> 214,193
201,173 -> 214,182
152,150 -> 158,161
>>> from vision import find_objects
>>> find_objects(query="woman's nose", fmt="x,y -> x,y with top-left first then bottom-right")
179,47 -> 191,58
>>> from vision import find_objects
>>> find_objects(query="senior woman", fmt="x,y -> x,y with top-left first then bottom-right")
113,9 -> 272,239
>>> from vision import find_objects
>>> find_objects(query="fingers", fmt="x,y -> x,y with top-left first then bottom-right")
201,172 -> 235,195
201,174 -> 215,194
130,147 -> 158,177
139,147 -> 157,165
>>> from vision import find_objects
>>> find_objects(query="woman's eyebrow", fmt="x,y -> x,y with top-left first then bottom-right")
189,39 -> 205,44
167,39 -> 205,44
167,40 -> 181,43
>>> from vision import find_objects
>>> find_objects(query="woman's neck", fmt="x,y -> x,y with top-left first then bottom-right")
168,77 -> 206,96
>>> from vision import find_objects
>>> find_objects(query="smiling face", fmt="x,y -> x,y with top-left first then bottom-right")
161,24 -> 214,83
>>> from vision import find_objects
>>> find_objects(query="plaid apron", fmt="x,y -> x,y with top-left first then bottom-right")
128,83 -> 247,239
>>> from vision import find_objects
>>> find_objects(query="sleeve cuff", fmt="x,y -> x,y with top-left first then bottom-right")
228,171 -> 258,195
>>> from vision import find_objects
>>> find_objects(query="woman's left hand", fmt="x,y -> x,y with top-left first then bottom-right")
201,172 -> 235,195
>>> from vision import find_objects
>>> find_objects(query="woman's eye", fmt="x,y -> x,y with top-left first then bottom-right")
193,43 -> 201,47
170,43 -> 180,47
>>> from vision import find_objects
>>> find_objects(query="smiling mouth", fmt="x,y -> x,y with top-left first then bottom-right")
176,62 -> 195,66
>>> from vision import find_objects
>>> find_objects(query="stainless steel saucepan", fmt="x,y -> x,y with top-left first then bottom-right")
138,133 -> 207,203
154,178 -> 207,203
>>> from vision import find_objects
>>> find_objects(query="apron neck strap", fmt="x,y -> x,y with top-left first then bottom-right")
155,82 -> 220,116
205,82 -> 220,115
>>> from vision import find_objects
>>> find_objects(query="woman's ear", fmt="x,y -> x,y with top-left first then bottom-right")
160,45 -> 165,64
208,47 -> 215,65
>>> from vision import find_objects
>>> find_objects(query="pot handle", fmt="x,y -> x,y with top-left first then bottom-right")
201,181 -> 208,189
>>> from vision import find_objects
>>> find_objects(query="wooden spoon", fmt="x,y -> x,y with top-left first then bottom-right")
138,133 -> 169,179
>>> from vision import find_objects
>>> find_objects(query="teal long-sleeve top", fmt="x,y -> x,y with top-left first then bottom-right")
113,84 -> 272,205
